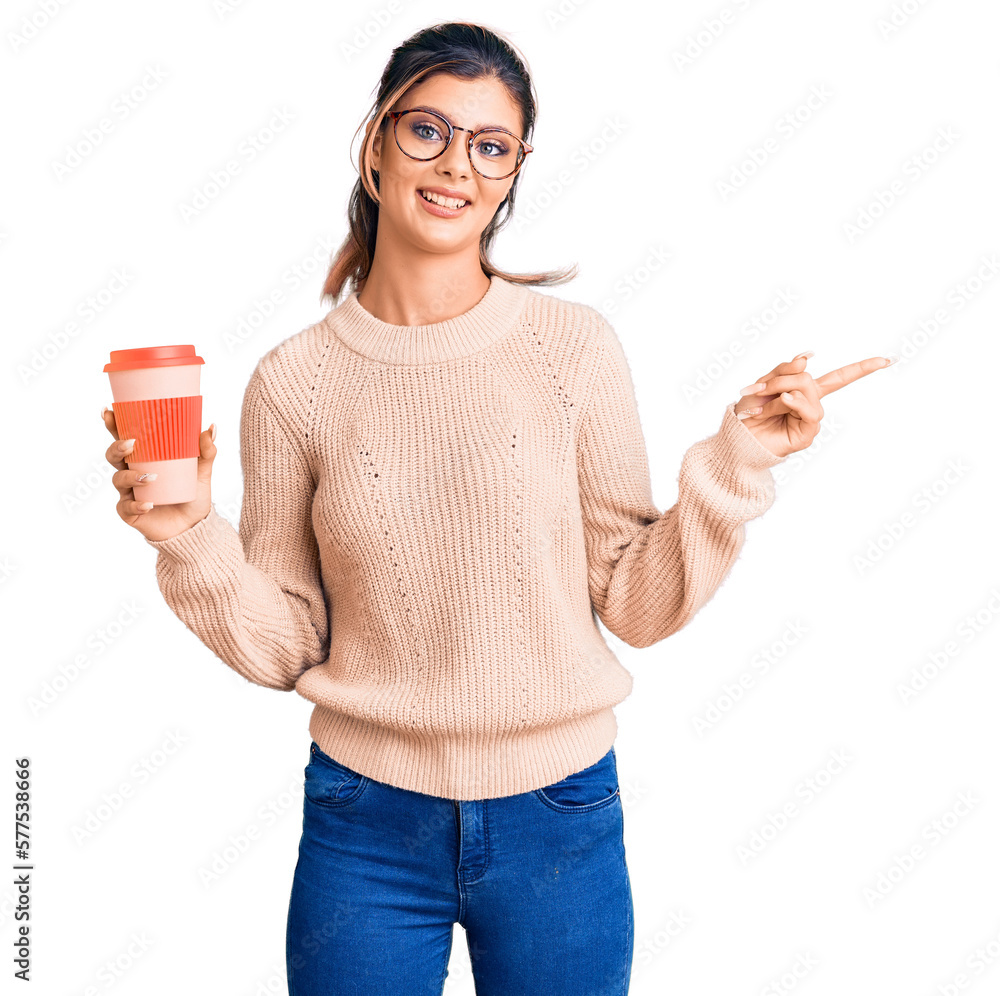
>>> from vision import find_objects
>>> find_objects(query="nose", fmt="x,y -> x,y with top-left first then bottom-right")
436,133 -> 472,178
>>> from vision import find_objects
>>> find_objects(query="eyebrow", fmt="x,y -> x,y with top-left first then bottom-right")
413,104 -> 512,133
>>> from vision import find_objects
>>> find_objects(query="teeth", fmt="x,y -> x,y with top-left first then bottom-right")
421,190 -> 468,209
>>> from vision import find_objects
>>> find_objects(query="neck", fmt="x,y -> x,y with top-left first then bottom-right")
328,271 -> 529,365
358,250 -> 491,327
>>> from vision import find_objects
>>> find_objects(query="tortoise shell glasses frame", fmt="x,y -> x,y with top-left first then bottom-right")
386,107 -> 534,181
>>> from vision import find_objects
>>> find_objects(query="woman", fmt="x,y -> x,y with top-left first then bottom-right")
101,21 -> 891,996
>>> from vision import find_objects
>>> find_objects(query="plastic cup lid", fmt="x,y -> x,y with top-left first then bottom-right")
104,344 -> 205,373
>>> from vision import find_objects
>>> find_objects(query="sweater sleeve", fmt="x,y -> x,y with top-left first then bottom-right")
577,320 -> 787,649
143,361 -> 330,690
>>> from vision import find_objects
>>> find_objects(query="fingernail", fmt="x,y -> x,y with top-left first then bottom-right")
210,422 -> 217,441
135,473 -> 158,482
121,438 -> 135,450
739,382 -> 766,396
883,354 -> 899,367
101,405 -> 110,420
794,350 -> 815,360
736,407 -> 762,420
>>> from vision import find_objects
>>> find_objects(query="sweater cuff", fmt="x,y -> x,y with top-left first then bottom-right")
144,504 -> 239,566
711,401 -> 788,473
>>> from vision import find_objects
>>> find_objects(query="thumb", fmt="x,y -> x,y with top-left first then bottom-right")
197,423 -> 218,481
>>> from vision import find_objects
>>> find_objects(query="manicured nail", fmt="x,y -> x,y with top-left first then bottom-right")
883,354 -> 899,367
210,422 -> 217,441
135,473 -> 158,482
101,406 -> 110,420
794,350 -> 815,360
121,438 -> 135,450
736,407 -> 763,420
739,382 -> 766,396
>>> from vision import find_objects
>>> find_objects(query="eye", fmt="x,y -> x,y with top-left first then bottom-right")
408,118 -> 444,142
475,137 -> 510,158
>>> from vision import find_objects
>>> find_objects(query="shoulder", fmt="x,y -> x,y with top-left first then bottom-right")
238,317 -> 333,448
515,280 -> 630,380
517,281 -> 608,338
249,315 -> 333,402
513,281 -> 620,372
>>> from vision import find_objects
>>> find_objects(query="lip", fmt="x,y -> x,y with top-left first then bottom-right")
416,187 -> 472,217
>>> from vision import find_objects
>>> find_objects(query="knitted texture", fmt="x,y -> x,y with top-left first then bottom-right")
145,275 -> 786,799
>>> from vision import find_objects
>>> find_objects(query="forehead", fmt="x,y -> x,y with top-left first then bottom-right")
401,75 -> 521,131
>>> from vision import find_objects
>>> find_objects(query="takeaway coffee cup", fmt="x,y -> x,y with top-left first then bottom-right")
103,345 -> 205,505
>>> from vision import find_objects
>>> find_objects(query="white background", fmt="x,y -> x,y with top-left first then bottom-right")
3,1 -> 999,993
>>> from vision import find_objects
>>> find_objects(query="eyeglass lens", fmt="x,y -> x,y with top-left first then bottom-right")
396,110 -> 523,178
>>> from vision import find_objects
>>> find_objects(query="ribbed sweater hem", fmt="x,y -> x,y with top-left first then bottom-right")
307,703 -> 619,801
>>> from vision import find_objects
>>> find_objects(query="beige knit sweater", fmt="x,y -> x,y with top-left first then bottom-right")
145,274 -> 786,800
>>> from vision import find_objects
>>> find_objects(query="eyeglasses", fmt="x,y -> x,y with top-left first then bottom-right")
387,107 -> 533,180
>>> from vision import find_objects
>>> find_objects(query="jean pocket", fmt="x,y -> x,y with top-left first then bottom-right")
303,741 -> 369,807
535,748 -> 620,813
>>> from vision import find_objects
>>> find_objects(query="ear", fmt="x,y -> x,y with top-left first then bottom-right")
371,129 -> 382,171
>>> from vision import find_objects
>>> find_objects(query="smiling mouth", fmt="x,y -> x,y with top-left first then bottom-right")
418,189 -> 470,209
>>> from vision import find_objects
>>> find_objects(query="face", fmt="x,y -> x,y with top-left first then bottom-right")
370,74 -> 526,255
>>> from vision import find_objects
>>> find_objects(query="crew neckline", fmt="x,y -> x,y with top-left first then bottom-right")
327,274 -> 529,365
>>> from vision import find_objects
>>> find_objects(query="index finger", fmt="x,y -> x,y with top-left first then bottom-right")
102,408 -> 128,470
814,356 -> 892,398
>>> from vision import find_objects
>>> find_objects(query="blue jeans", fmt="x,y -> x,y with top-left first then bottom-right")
286,740 -> 634,995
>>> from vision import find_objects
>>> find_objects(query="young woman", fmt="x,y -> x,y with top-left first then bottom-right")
102,21 -> 892,996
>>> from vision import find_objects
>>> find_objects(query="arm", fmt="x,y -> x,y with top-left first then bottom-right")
577,320 -> 786,649
144,360 -> 329,690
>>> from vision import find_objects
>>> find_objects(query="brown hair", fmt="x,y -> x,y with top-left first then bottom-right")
319,21 -> 577,307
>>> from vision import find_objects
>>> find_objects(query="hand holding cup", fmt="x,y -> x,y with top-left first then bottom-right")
101,409 -> 218,541
102,343 -> 216,541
